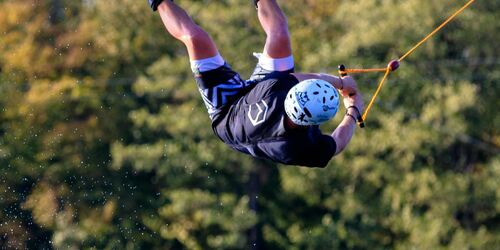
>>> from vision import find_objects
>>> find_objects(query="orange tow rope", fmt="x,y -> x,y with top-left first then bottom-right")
339,0 -> 476,127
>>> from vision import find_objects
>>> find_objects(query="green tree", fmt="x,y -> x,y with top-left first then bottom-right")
0,0 -> 498,249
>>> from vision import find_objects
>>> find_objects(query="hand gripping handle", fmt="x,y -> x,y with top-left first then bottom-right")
338,64 -> 365,128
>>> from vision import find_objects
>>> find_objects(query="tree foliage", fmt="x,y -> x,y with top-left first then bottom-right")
0,0 -> 498,249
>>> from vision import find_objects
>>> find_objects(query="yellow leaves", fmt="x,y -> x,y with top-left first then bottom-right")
280,167 -> 321,203
287,223 -> 305,244
332,0 -> 466,60
23,182 -> 118,234
56,20 -> 99,69
310,0 -> 342,14
24,79 -> 69,106
16,77 -> 96,126
0,1 -> 56,78
382,168 -> 473,247
39,76 -> 96,101
1,26 -> 54,78
23,180 -> 117,245
22,182 -> 58,228
0,2 -> 34,32
153,190 -> 256,249
133,56 -> 197,115
0,1 -> 107,79
421,81 -> 476,118
403,169 -> 438,204
104,200 -> 118,223
159,190 -> 217,218
51,212 -> 88,249
420,81 -> 477,136
80,201 -> 116,237
111,141 -> 166,171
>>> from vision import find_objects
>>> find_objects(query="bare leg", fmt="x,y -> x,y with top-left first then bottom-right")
157,1 -> 218,60
256,0 -> 292,58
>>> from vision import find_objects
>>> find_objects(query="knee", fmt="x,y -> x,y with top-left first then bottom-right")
267,16 -> 290,40
179,26 -> 212,46
269,28 -> 290,45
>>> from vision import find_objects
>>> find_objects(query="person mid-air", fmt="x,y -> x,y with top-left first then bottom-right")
148,0 -> 364,167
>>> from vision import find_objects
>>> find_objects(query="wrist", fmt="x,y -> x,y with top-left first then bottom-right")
344,113 -> 357,124
345,106 -> 363,127
149,0 -> 171,11
346,106 -> 362,117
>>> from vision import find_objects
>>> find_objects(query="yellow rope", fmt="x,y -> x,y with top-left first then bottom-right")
344,68 -> 387,74
399,0 -> 476,62
362,68 -> 391,121
342,0 -> 476,126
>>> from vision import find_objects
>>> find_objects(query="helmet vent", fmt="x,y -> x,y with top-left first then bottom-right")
323,97 -> 326,103
313,91 -> 319,95
303,108 -> 312,118
316,83 -> 321,88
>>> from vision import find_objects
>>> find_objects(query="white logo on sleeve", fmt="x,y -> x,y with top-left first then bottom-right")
248,100 -> 268,126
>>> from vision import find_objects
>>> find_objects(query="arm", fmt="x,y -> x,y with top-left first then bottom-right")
292,73 -> 342,89
332,111 -> 357,155
291,73 -> 358,97
292,73 -> 364,155
332,92 -> 364,155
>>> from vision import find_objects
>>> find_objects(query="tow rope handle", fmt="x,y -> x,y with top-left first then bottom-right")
338,64 -> 365,128
335,0 -> 475,128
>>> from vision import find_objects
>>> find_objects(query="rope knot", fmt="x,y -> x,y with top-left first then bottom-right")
388,60 -> 400,71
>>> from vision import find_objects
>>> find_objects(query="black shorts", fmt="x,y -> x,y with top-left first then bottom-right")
194,54 -> 294,120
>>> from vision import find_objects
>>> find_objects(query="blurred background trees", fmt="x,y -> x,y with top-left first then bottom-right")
0,0 -> 498,249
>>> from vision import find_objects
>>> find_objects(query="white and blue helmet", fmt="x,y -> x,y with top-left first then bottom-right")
284,79 -> 340,126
